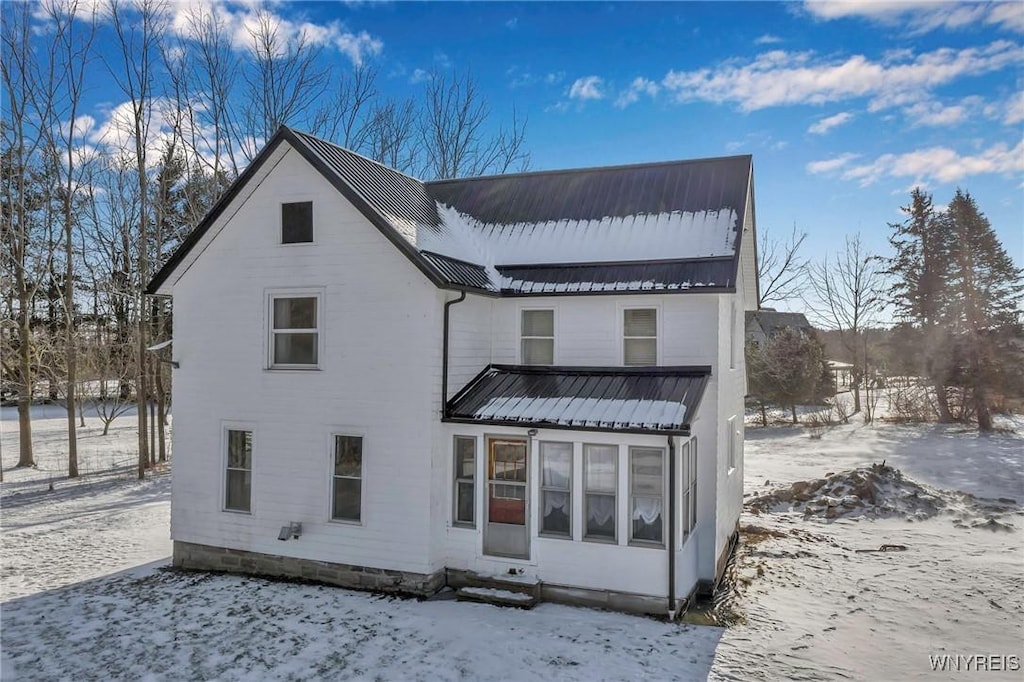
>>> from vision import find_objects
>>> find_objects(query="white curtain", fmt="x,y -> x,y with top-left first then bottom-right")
587,494 -> 615,526
632,496 -> 663,525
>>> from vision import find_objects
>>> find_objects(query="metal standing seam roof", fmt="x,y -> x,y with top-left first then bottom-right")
148,126 -> 754,296
497,256 -> 736,295
445,365 -> 712,435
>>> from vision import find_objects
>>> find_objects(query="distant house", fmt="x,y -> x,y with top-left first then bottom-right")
745,310 -> 813,347
147,127 -> 758,618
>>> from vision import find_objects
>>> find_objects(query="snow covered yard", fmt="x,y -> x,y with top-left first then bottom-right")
2,405 -> 1022,680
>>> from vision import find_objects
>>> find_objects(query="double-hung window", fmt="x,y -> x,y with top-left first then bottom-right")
453,436 -> 476,527
225,429 -> 252,512
540,442 -> 572,537
681,438 -> 698,536
281,201 -> 313,243
521,309 -> 554,365
629,447 -> 665,545
332,435 -> 363,522
584,444 -> 617,541
270,295 -> 319,367
623,308 -> 657,365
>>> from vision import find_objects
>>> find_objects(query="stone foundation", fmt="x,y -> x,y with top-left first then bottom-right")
172,541 -> 445,596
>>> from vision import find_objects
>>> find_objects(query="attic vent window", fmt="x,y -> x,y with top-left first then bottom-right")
282,201 -> 313,243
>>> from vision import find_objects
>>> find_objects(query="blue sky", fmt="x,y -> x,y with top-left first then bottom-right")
54,1 -> 1024,278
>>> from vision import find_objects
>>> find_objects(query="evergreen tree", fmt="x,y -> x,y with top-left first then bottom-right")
943,190 -> 1023,431
747,327 -> 828,425
887,188 -> 954,421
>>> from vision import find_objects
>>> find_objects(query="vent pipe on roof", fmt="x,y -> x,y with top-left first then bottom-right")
441,291 -> 467,417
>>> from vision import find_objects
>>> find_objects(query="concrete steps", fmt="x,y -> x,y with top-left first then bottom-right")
450,570 -> 542,609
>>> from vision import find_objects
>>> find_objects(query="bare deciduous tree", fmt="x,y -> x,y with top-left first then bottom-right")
758,224 -> 807,308
806,234 -> 887,414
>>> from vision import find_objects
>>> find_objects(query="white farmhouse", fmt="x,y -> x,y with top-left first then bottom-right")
148,127 -> 757,617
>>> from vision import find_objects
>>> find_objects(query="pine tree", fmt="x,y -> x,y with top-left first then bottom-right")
943,190 -> 1024,431
887,188 -> 954,421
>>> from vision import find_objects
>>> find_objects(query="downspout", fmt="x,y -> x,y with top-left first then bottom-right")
668,434 -> 677,620
441,291 -> 467,418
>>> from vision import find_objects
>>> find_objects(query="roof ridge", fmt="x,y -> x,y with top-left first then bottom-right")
285,126 -> 428,187
425,153 -> 753,186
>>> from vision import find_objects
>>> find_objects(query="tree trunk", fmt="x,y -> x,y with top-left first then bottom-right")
65,232 -> 79,478
149,392 -> 156,467
974,386 -> 993,431
852,383 -> 861,413
791,404 -> 798,425
16,307 -> 34,468
760,402 -> 767,428
933,381 -> 953,423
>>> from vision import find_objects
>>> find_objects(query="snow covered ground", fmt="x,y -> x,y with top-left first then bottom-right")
1,402 -> 1022,680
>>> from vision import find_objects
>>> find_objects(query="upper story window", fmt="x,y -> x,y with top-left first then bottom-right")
270,295 -> 319,368
281,201 -> 313,244
623,308 -> 657,366
521,309 -> 554,365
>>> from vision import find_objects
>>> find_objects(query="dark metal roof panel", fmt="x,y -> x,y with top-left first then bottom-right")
426,155 -> 751,225
291,130 -> 440,227
497,257 -> 735,294
446,365 -> 711,434
421,251 -> 495,291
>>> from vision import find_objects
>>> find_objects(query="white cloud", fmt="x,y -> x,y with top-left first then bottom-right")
806,152 -> 861,174
660,41 -> 1022,112
505,17 -> 519,30
836,140 -> 1024,186
614,77 -> 660,108
409,68 -> 431,84
900,97 -> 982,127
171,1 -> 382,66
803,1 -> 1023,35
808,111 -> 854,134
1004,91 -> 1024,125
568,76 -> 604,101
754,34 -> 783,45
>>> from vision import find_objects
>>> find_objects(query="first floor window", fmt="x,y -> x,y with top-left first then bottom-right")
584,444 -> 617,541
271,295 -> 319,367
225,429 -> 252,512
623,308 -> 657,365
332,435 -> 363,522
630,447 -> 665,544
540,442 -> 572,537
521,309 -> 555,365
453,436 -> 476,527
684,438 -> 698,535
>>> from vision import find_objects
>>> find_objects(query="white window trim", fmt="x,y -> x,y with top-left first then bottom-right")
538,440 -> 573,539
518,306 -> 557,365
729,300 -> 738,370
452,435 -> 477,529
582,443 -> 618,544
681,438 -> 698,539
619,303 -> 661,367
727,415 -> 737,475
279,198 -> 316,246
265,287 -> 324,371
221,421 -> 256,514
628,446 -> 667,547
328,430 -> 366,526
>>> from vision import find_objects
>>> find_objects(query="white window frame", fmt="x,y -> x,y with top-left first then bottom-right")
539,441 -> 573,539
222,423 -> 255,514
583,443 -> 618,544
727,415 -> 737,474
621,305 -> 660,366
519,307 -> 556,365
452,435 -> 476,528
329,432 -> 365,525
280,199 -> 315,245
681,438 -> 699,538
266,288 -> 324,370
628,446 -> 666,547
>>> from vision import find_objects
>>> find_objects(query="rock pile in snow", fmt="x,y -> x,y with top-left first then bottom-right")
746,462 -> 1019,524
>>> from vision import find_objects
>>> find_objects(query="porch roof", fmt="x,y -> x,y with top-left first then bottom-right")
444,364 -> 711,436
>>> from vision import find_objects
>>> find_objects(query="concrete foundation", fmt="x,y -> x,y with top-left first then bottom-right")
172,541 -> 445,596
